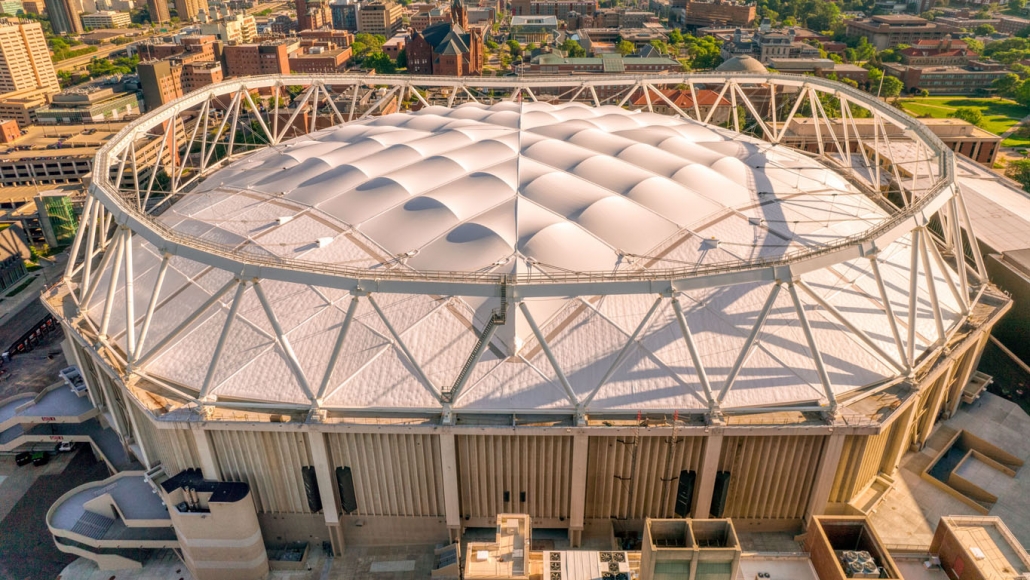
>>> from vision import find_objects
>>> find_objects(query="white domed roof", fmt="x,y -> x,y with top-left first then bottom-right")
184,101 -> 880,278
716,55 -> 769,74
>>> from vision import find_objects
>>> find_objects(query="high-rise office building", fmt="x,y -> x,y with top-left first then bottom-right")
0,18 -> 59,95
297,0 -> 330,30
173,0 -> 208,22
147,0 -> 170,23
43,0 -> 83,33
357,0 -> 402,35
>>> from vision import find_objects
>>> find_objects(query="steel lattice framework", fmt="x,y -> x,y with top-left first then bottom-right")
54,73 -> 990,423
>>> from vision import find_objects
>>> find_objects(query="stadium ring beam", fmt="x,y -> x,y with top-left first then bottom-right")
51,73 -> 1008,426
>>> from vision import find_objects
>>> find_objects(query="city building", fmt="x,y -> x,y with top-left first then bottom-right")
719,27 -> 821,64
21,0 -> 43,13
382,33 -> 404,58
510,0 -> 597,19
671,0 -> 755,29
0,87 -> 50,125
518,51 -> 681,73
40,75 -> 1011,572
0,116 -> 17,142
0,18 -> 60,95
298,28 -> 354,46
80,9 -> 131,28
137,58 -> 185,109
138,34 -> 222,62
173,0 -> 209,21
330,0 -> 358,31
146,0 -> 169,22
406,0 -> 482,75
411,6 -> 450,31
0,224 -> 28,291
223,41 -> 290,76
297,0 -> 330,30
357,0 -> 403,36
845,15 -> 953,51
180,60 -> 222,92
899,36 -> 972,66
288,45 -> 351,72
0,0 -> 23,14
768,58 -> 870,85
882,59 -> 1009,94
199,13 -> 256,44
36,78 -> 141,123
44,0 -> 83,33
510,15 -> 558,44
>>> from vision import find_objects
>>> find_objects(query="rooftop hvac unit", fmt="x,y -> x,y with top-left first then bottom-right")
841,550 -> 879,579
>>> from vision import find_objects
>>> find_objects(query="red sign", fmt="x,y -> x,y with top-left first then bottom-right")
41,416 -> 56,422
49,435 -> 64,441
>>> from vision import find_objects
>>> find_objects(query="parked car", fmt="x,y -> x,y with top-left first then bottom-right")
55,441 -> 78,453
14,452 -> 32,466
31,452 -> 49,466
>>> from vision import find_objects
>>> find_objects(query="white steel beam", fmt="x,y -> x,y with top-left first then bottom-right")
672,297 -> 716,410
717,283 -> 781,404
907,230 -> 922,364
795,280 -> 906,373
316,295 -> 361,404
787,282 -> 837,415
132,255 -> 170,363
583,296 -> 663,408
368,294 -> 442,403
198,280 -> 247,401
98,230 -> 126,339
123,228 -> 136,357
918,227 -> 947,346
518,301 -> 580,407
134,277 -> 239,368
252,281 -> 317,404
868,256 -> 910,371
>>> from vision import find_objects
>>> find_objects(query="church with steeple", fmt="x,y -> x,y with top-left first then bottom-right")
406,0 -> 483,76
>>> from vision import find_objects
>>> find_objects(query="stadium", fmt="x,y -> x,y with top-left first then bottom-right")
40,71 -> 1010,575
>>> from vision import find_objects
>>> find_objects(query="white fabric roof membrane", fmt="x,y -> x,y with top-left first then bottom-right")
85,103 -> 967,413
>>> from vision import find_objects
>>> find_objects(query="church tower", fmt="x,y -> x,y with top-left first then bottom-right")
451,0 -> 468,29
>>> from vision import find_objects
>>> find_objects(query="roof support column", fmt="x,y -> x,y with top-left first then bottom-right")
568,433 -> 588,548
190,425 -> 221,481
693,431 -> 723,519
945,330 -> 991,419
308,431 -> 344,556
439,432 -> 462,543
917,361 -> 958,449
804,430 -> 846,526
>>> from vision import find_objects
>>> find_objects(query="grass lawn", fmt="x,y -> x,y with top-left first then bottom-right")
897,96 -> 1030,146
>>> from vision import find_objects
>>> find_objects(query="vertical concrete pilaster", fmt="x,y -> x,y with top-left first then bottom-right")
308,431 -> 344,555
805,431 -> 846,525
191,426 -> 220,481
440,432 -> 462,542
568,433 -> 588,547
693,432 -> 723,518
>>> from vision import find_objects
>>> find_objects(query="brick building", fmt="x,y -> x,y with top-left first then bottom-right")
288,46 -> 352,73
845,15 -> 953,50
510,0 -> 597,19
899,37 -> 972,66
882,59 -> 1009,95
223,41 -> 291,77
673,0 -> 755,29
297,0 -> 331,30
406,0 -> 482,76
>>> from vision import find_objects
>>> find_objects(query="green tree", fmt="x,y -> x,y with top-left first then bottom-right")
616,39 -> 635,55
560,38 -> 585,57
994,73 -> 1022,97
364,52 -> 396,73
396,48 -> 407,69
1006,159 -> 1030,192
973,23 -> 996,35
855,37 -> 876,61
649,39 -> 669,54
506,39 -> 522,56
879,75 -> 904,98
668,29 -> 683,45
952,107 -> 984,126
